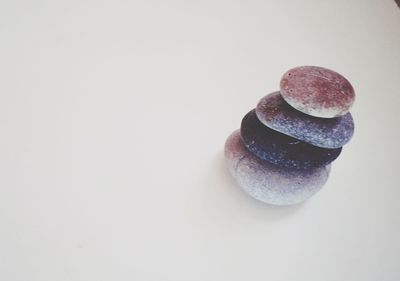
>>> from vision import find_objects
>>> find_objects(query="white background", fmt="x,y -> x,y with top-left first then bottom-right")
1,0 -> 400,280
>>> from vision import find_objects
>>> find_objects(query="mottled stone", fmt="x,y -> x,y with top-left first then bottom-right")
280,66 -> 355,118
240,109 -> 342,169
256,92 -> 354,148
225,130 -> 330,205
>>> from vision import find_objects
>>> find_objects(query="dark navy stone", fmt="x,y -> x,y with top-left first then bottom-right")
240,109 -> 342,170
256,92 -> 354,149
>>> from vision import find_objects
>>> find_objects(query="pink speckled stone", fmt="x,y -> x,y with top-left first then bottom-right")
280,66 -> 355,118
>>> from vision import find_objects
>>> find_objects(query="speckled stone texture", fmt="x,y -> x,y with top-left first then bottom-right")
280,66 -> 355,118
225,130 -> 331,205
240,109 -> 342,169
256,92 -> 354,148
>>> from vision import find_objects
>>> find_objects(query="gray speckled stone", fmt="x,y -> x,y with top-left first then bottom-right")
256,92 -> 354,148
224,130 -> 331,206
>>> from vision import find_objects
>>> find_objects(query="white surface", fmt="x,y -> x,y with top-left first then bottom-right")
1,0 -> 400,280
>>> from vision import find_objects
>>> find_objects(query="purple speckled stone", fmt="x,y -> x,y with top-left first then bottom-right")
280,66 -> 355,118
224,130 -> 331,205
256,92 -> 354,148
240,109 -> 342,170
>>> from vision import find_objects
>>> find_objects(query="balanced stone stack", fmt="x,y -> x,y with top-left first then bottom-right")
225,66 -> 355,206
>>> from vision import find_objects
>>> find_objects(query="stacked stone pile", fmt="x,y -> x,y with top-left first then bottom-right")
225,66 -> 355,205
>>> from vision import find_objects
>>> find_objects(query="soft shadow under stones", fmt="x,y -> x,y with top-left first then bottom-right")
197,151 -> 305,222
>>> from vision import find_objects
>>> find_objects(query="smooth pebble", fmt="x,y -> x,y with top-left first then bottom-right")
240,109 -> 342,169
280,66 -> 355,118
225,130 -> 331,205
256,91 -> 354,148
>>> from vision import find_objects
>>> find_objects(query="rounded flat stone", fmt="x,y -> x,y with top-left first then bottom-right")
280,66 -> 355,118
240,109 -> 342,169
225,130 -> 330,205
256,92 -> 354,148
